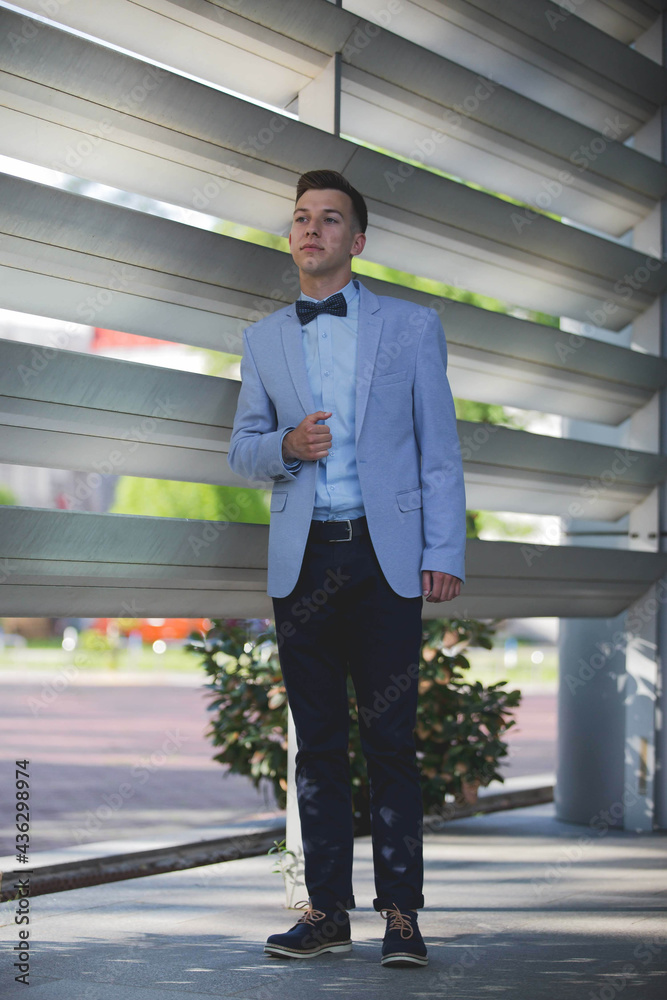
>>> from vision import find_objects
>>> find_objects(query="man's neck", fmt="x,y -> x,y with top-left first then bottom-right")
299,270 -> 353,301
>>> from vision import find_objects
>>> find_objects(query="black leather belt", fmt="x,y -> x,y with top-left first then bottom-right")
309,516 -> 368,542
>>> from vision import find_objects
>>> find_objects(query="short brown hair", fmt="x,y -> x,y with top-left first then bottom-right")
295,169 -> 368,234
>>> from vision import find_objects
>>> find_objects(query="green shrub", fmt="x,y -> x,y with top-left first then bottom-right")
188,616 -> 520,832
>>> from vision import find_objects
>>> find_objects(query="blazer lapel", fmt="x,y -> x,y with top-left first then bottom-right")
355,281 -> 383,446
281,306 -> 316,416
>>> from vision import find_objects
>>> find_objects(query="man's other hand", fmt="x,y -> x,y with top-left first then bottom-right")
283,411 -> 333,462
422,570 -> 461,602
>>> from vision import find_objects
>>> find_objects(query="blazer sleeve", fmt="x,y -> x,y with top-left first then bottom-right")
227,329 -> 302,484
413,308 -> 466,583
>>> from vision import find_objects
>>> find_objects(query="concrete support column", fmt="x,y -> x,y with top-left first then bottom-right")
557,613 -> 627,825
556,14 -> 665,832
654,17 -> 667,830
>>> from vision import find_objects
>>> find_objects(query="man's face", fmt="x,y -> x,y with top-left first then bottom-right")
289,188 -> 365,279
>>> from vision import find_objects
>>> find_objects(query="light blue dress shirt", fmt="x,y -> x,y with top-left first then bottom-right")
281,278 -> 366,522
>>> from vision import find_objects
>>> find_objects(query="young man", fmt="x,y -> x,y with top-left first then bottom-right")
228,169 -> 466,967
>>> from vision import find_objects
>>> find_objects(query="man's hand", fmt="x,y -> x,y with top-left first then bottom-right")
283,411 -> 332,462
422,570 -> 461,603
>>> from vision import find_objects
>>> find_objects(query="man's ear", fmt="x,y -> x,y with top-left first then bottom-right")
288,232 -> 292,249
350,233 -> 366,258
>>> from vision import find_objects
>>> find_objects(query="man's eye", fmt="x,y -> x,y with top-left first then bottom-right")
325,217 -> 338,223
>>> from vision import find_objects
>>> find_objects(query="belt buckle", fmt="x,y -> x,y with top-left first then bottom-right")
329,518 -> 353,542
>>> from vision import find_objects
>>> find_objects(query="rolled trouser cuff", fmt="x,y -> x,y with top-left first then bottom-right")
310,895 -> 356,912
373,894 -> 424,912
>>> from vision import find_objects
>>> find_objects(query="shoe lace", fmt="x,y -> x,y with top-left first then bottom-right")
293,899 -> 327,926
380,903 -> 414,939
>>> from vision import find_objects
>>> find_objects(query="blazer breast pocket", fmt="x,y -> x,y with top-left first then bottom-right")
270,491 -> 288,512
396,487 -> 422,512
370,369 -> 408,387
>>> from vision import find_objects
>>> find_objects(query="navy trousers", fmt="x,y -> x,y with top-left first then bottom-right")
271,518 -> 425,913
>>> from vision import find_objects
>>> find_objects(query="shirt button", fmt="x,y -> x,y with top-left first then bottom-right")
330,485 -> 336,491
322,333 -> 327,338
323,370 -> 330,377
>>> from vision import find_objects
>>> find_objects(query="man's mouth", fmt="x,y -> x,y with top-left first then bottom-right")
302,244 -> 323,250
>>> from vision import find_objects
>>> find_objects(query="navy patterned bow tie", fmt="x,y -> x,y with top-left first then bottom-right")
295,292 -> 347,326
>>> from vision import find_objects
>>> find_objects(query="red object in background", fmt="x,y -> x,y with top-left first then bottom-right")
92,618 -> 211,643
92,329 -> 174,349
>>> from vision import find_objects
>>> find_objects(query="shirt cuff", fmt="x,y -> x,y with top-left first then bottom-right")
280,427 -> 302,472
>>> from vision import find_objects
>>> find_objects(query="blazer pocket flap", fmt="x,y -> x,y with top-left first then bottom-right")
270,491 -> 288,512
396,487 -> 422,511
371,369 -> 407,386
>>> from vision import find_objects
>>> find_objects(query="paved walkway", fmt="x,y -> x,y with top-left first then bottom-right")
1,803 -> 665,999
0,670 -> 555,855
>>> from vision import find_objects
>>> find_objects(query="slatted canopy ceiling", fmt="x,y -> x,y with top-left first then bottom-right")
1,22 -> 666,328
0,507 -> 665,620
344,0 -> 667,135
2,336 -> 664,519
2,173 -> 665,427
0,0 -> 665,620
3,4 -> 667,240
559,0 -> 666,44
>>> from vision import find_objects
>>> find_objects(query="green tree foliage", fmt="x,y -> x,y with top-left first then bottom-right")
188,617 -> 520,834
454,398 -> 525,429
110,477 -> 269,523
0,484 -> 17,505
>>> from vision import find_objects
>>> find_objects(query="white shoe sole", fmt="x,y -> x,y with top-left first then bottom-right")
381,951 -> 428,967
264,941 -> 352,959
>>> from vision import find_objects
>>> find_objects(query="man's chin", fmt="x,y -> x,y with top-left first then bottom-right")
297,258 -> 327,274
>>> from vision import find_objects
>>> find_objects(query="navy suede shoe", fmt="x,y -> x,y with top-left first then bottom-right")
380,903 -> 428,967
264,899 -> 352,959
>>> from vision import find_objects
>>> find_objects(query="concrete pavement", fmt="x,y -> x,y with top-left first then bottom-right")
1,802 -> 665,999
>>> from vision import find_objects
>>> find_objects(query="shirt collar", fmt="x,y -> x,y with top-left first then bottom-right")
299,277 -> 359,305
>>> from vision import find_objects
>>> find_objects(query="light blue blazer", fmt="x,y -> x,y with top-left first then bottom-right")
228,281 -> 466,599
